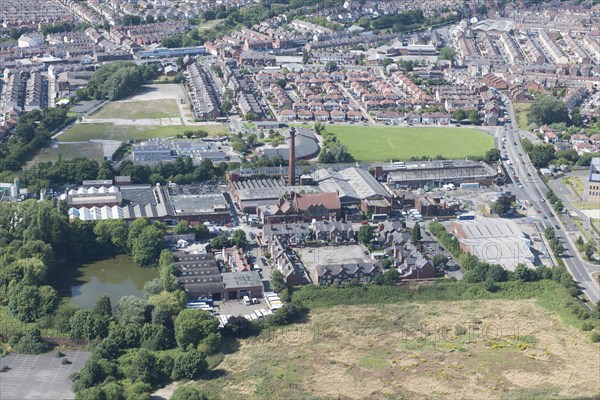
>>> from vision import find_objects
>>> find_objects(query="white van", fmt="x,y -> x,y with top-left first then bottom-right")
243,295 -> 251,306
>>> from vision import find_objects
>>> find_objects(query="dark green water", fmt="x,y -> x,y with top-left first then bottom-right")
61,255 -> 158,309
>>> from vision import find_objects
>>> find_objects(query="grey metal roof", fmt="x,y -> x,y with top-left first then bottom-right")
311,168 -> 360,204
338,167 -> 390,200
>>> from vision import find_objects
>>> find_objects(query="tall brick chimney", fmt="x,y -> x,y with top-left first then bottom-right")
288,127 -> 296,186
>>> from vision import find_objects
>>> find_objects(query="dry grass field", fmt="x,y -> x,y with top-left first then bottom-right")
192,299 -> 600,400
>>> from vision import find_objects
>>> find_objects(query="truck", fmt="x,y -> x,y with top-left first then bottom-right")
456,214 -> 475,220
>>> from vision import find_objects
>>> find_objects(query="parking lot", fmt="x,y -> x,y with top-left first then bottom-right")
217,299 -> 270,317
0,350 -> 90,400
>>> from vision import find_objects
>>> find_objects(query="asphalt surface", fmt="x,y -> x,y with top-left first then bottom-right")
503,98 -> 600,304
0,350 -> 90,400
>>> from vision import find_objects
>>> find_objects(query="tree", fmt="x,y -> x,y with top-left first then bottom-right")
116,296 -> 147,326
490,194 -> 513,215
484,148 -> 501,163
529,145 -> 556,169
94,294 -> 113,317
553,199 -> 564,212
270,270 -> 287,293
382,269 -> 400,285
324,61 -> 338,72
467,109 -> 479,123
15,123 -> 36,144
527,95 -> 569,126
276,78 -> 287,89
131,225 -> 164,266
126,349 -> 159,384
10,328 -> 48,354
412,224 -> 422,243
584,241 -> 596,261
453,109 -> 466,121
171,386 -> 207,400
231,229 -> 247,247
358,224 -> 375,245
210,235 -> 231,250
140,323 -> 174,351
174,220 -> 192,234
439,46 -> 456,62
222,316 -> 255,338
174,309 -> 219,350
171,350 -> 208,380
193,224 -> 210,241
148,290 -> 186,315
513,263 -> 536,282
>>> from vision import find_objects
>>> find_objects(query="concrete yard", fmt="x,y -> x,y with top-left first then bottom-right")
297,244 -> 370,276
0,350 -> 90,400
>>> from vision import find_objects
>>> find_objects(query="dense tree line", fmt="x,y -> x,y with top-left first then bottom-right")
0,154 -> 230,199
77,62 -> 157,101
41,22 -> 88,35
318,131 -> 353,163
0,108 -> 70,172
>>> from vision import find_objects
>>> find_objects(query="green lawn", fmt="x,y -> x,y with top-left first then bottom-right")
323,125 -> 494,162
57,123 -> 229,142
197,19 -> 225,32
513,102 -> 531,130
26,142 -> 105,167
91,99 -> 181,120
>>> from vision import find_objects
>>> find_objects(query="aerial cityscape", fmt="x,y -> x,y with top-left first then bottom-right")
0,0 -> 599,399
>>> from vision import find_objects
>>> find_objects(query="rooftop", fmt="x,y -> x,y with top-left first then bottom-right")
221,271 -> 262,289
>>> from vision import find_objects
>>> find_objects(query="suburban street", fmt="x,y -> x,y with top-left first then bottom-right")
503,98 -> 600,305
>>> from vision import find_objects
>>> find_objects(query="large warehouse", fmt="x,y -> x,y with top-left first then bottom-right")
378,160 -> 499,189
450,218 -> 535,271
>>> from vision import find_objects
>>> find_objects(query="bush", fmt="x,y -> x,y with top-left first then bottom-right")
124,382 -> 152,400
171,350 -> 208,380
222,316 -> 256,338
454,325 -> 467,336
10,329 -> 48,354
590,332 -> 600,343
581,322 -> 594,331
170,386 -> 207,400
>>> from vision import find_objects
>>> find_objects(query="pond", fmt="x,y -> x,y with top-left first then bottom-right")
58,254 -> 158,309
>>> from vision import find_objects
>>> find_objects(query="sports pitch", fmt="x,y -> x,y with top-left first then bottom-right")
324,125 -> 494,162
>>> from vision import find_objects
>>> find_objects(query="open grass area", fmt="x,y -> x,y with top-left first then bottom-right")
197,19 -> 226,32
513,103 -> 531,130
191,298 -> 600,400
91,99 -> 181,120
321,125 -> 494,162
57,123 -> 228,142
563,176 -> 584,198
26,142 -> 104,167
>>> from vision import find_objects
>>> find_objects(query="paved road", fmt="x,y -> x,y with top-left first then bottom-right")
503,98 -> 600,304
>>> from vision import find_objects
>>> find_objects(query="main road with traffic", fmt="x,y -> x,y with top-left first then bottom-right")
502,97 -> 600,305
